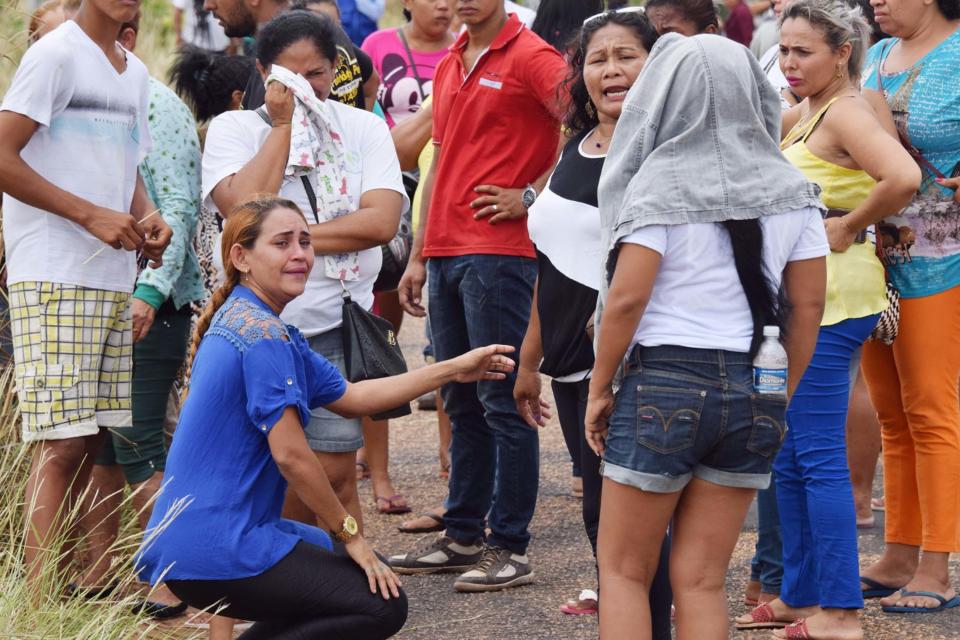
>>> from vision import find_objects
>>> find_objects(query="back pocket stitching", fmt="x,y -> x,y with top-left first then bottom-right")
636,385 -> 707,454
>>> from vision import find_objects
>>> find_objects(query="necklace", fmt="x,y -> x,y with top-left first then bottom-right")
590,128 -> 613,149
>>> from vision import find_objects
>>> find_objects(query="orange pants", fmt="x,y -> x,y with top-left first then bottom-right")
861,285 -> 960,552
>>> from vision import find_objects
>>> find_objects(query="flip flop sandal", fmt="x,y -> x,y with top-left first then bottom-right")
871,497 -> 885,512
398,512 -> 444,534
856,515 -> 876,529
777,619 -> 811,639
375,494 -> 413,515
860,576 -> 902,599
439,463 -> 450,479
560,589 -> 598,616
65,581 -> 120,600
881,589 -> 960,614
736,602 -> 791,630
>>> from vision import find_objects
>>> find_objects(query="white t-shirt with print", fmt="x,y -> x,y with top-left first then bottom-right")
201,99 -> 407,336
1,20 -> 152,293
622,207 -> 829,353
171,0 -> 231,51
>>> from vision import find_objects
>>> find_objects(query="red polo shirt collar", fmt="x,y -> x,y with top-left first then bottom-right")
451,12 -> 525,54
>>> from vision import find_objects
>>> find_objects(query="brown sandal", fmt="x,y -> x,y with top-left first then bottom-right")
375,494 -> 412,515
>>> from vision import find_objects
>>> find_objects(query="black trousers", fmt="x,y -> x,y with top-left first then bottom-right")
552,378 -> 673,640
167,542 -> 407,640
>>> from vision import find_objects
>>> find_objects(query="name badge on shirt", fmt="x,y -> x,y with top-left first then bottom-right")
479,77 -> 503,90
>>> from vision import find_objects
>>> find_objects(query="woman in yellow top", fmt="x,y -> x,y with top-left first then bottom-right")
735,2 -> 920,639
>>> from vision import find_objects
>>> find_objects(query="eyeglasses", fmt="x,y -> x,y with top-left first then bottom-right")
582,5 -> 645,27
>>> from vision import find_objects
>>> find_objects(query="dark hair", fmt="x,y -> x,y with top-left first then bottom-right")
256,10 -> 339,68
723,220 -> 787,357
645,0 -> 719,32
937,0 -> 960,19
169,46 -> 256,122
563,10 -> 659,135
531,0 -> 604,53
291,0 -> 342,18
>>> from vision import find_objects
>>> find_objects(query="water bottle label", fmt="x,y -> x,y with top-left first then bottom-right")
754,367 -> 787,394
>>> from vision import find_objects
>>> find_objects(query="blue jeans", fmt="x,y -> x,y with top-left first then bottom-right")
751,484 -> 783,594
775,314 -> 879,610
428,255 -> 538,554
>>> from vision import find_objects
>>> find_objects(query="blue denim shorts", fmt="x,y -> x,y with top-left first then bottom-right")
304,328 -> 363,453
602,345 -> 787,493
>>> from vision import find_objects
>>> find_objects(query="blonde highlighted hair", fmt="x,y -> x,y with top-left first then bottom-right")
780,0 -> 872,83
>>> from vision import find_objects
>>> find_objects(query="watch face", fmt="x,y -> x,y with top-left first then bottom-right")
344,515 -> 359,536
522,188 -> 536,208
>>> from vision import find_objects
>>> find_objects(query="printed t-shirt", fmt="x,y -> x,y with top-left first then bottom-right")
135,286 -> 346,584
361,28 -> 449,128
862,29 -> 960,299
0,20 -> 152,293
171,0 -> 231,51
425,13 -> 566,259
622,207 -> 829,353
527,129 -> 603,380
201,99 -> 407,336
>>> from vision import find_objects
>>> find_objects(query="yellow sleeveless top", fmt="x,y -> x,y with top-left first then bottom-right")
781,98 -> 888,327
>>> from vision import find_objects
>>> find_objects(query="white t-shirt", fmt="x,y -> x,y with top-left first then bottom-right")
171,0 -> 231,51
505,1 -> 537,27
201,99 -> 407,336
760,42 -> 792,111
1,21 -> 152,292
622,207 -> 829,353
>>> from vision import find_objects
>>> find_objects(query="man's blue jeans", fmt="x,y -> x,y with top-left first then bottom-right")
428,255 -> 539,555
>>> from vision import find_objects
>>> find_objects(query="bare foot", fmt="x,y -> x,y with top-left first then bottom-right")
146,582 -> 181,607
771,609 -> 862,640
735,598 -> 818,628
860,557 -> 914,596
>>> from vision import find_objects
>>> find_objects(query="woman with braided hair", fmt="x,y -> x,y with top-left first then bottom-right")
136,195 -> 516,639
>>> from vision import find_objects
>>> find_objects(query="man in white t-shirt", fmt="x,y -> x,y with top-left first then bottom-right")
0,0 -> 172,586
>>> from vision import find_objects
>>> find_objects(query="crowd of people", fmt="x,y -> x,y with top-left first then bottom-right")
1,0 -> 958,638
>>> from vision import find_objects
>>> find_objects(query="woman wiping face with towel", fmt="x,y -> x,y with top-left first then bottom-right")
585,33 -> 829,640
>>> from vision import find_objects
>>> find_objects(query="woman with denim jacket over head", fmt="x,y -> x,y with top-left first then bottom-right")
735,2 -> 920,638
586,33 -> 829,640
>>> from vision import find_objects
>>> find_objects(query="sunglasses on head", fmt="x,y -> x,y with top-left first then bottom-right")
582,5 -> 645,27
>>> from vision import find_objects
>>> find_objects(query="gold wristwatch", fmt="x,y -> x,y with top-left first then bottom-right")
332,514 -> 358,543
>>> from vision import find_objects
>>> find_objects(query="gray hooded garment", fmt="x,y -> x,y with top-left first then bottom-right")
595,33 -> 824,383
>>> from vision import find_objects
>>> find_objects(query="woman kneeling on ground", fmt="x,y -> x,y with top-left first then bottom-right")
586,34 -> 828,639
135,196 -> 515,639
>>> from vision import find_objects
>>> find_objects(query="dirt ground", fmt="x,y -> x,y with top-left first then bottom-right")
157,314 -> 960,640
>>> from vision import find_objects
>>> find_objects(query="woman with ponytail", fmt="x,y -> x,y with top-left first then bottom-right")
735,2 -> 920,637
586,34 -> 829,639
136,195 -> 515,639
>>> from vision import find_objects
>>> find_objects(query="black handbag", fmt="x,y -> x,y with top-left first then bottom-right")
340,287 -> 412,420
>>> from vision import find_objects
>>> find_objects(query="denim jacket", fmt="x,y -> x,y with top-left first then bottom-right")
595,34 -> 823,385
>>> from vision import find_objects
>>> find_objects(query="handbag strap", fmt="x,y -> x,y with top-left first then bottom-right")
255,106 -> 321,224
874,42 -> 946,181
397,27 -> 426,102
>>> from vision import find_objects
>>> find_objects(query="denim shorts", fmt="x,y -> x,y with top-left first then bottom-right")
602,345 -> 787,493
304,327 -> 363,453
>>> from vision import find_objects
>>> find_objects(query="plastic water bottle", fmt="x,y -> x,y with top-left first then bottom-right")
753,326 -> 788,396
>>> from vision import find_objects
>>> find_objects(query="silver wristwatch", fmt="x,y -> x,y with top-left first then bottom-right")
521,184 -> 538,209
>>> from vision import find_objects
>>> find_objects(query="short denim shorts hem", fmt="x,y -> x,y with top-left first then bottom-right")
602,461 -> 692,493
304,328 -> 363,453
696,465 -> 771,490
304,435 -> 364,453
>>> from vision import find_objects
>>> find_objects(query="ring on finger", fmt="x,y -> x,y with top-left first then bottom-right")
492,204 -> 498,212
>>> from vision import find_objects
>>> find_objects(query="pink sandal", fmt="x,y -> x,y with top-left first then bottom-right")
735,602 -> 790,630
777,619 -> 811,639
560,589 -> 598,616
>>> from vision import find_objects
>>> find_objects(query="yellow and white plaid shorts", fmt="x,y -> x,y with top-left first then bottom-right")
9,282 -> 133,442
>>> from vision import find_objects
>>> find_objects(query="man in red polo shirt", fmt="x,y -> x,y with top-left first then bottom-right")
391,0 -> 566,593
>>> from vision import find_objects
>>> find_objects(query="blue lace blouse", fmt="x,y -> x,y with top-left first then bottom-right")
136,286 -> 347,584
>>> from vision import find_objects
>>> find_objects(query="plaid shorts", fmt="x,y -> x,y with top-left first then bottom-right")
9,282 -> 133,442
